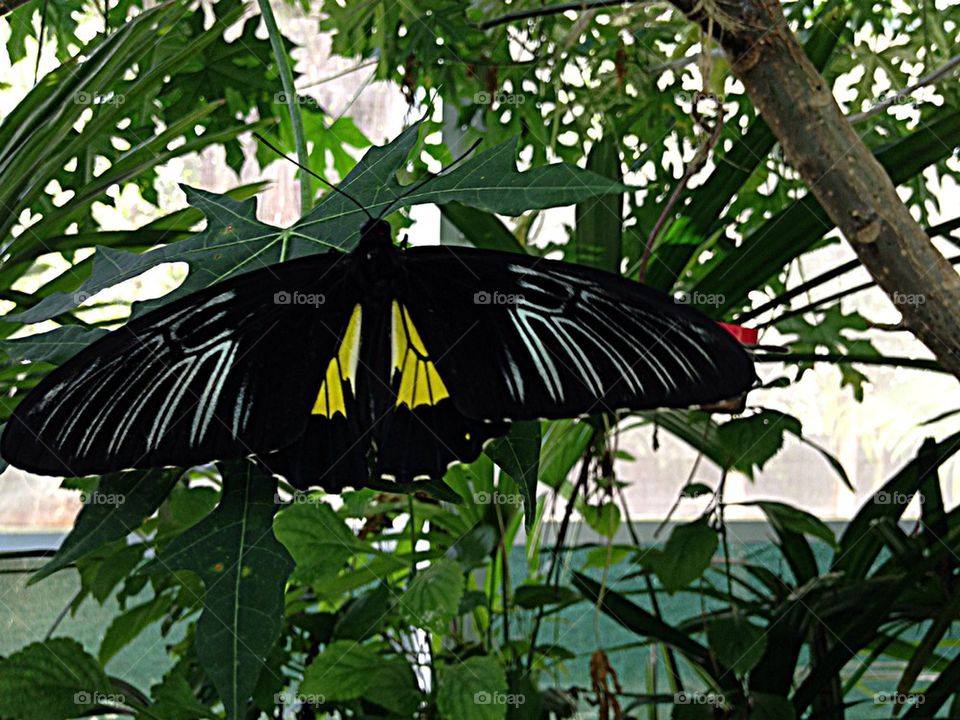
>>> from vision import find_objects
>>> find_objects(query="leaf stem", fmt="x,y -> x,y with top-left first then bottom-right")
257,0 -> 312,213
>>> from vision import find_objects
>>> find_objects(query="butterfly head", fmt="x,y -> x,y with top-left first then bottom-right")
358,219 -> 395,259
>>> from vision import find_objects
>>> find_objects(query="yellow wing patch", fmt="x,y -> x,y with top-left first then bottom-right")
392,301 -> 450,408
312,304 -> 362,418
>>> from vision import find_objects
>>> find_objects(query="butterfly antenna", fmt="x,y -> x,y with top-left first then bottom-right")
378,137 -> 483,220
252,131 -> 373,221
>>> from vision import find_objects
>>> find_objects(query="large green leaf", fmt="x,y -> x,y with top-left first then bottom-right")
835,432 -> 960,578
573,135 -> 623,271
273,498 -> 364,586
706,615 -> 767,675
31,468 -> 183,583
0,326 -> 108,366
0,639 -> 116,720
572,572 -> 720,678
299,641 -> 380,701
399,558 -> 465,632
645,519 -> 718,593
147,460 -> 293,720
13,123 -> 627,326
486,421 -> 542,530
436,655 -> 509,720
99,592 -> 175,665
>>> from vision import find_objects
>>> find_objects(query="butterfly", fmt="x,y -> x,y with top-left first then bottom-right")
1,212 -> 756,490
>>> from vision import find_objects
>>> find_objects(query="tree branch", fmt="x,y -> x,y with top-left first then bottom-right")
671,0 -> 960,382
479,0 -> 639,30
849,53 -> 960,123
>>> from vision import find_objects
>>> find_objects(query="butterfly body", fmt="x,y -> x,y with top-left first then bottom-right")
3,219 -> 756,489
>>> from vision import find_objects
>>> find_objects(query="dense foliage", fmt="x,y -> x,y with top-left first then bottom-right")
0,1 -> 958,718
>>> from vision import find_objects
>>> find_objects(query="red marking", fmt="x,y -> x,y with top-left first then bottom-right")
717,322 -> 758,345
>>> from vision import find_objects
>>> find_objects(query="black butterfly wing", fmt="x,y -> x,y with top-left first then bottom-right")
2,252 -> 357,477
398,247 -> 756,421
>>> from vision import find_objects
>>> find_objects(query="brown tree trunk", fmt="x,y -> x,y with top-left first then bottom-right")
672,0 -> 960,381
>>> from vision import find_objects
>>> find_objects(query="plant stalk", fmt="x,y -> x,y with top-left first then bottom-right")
257,0 -> 312,213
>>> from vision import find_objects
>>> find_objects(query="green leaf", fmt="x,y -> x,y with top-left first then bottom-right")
706,616 -> 767,674
574,135 -> 623,271
647,520 -> 718,593
382,137 -> 629,217
332,584 -> 393,641
715,410 -> 802,477
681,483 -> 713,498
836,432 -> 960,579
300,641 -> 380,701
648,9 -> 846,290
579,502 -> 621,539
486,421 -> 542,530
31,468 -> 183,583
440,202 -> 526,253
0,326 -> 108,366
750,693 -> 796,720
11,188 -> 286,324
0,639 -> 115,720
572,572 -> 716,673
273,498 -> 362,585
539,419 -> 594,489
400,558 -> 465,632
513,584 -> 580,609
743,501 -> 837,549
694,107 -> 960,314
147,460 -> 293,720
437,655 -> 509,720
145,662 -> 217,720
99,592 -> 175,665
15,124 -> 627,326
362,659 -> 423,716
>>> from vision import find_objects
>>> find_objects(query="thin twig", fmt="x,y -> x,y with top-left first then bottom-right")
734,216 -> 960,324
616,484 -> 684,692
257,0 -> 312,213
526,442 -> 593,669
296,58 -> 378,91
479,0 -> 641,30
754,352 -> 943,372
638,106 -> 724,282
849,53 -> 960,123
